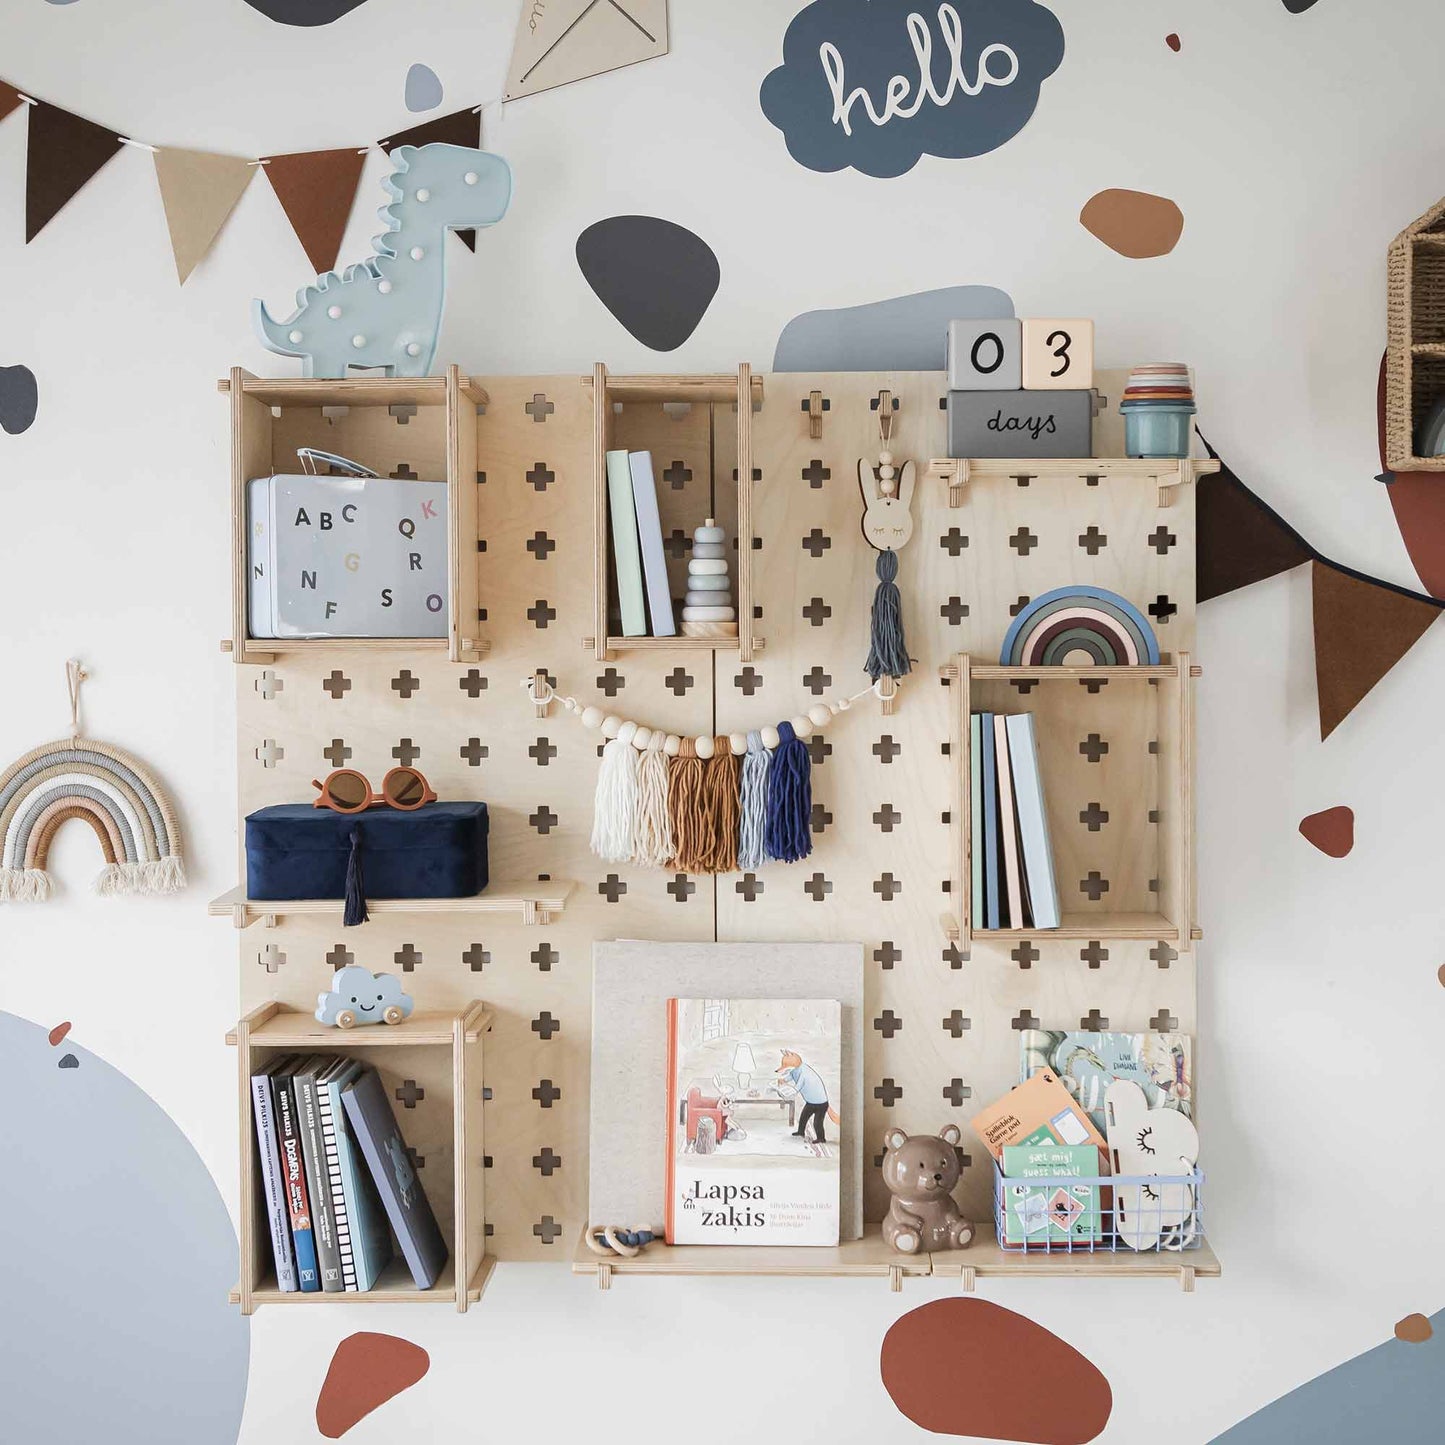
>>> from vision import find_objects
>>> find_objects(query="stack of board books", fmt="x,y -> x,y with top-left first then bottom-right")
250,1056 -> 448,1294
605,448 -> 676,638
971,711 -> 1059,930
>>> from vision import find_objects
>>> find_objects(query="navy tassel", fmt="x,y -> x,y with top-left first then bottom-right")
865,547 -> 911,682
764,721 -> 812,864
343,823 -> 368,927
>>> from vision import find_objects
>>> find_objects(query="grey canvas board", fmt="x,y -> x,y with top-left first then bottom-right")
947,388 -> 1093,459
590,941 -> 865,1239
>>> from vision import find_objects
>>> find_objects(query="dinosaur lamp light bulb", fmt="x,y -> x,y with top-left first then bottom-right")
252,143 -> 512,379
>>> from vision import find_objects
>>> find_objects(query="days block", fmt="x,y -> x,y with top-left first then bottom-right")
947,318 -> 1021,390
1021,318 -> 1094,390
946,390 -> 1093,459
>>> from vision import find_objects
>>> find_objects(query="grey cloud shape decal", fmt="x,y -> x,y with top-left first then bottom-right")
760,0 -> 1065,179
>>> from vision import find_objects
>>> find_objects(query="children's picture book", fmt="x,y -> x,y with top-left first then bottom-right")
980,711 -> 1001,929
249,1057 -> 297,1293
628,450 -> 676,636
273,1060 -> 320,1292
665,997 -> 841,1246
1000,1143 -> 1104,1246
971,1069 -> 1108,1163
993,714 -> 1025,927
1005,712 -> 1060,929
342,1066 -> 449,1289
1020,1030 -> 1193,1135
605,448 -> 647,636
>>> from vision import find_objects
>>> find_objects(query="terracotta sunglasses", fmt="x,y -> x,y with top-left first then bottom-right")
311,766 -> 436,814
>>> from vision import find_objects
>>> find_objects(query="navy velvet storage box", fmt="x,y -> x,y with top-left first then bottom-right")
245,802 -> 489,905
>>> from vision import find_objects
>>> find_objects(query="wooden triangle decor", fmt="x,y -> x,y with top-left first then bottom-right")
1312,559 -> 1441,739
153,148 -> 256,283
379,108 -> 482,251
261,147 -> 367,274
25,99 -> 123,243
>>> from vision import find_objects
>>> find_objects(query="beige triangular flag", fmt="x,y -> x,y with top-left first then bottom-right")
153,147 -> 255,283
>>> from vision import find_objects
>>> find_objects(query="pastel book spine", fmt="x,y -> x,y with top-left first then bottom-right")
247,476 -> 275,640
993,714 -> 1025,928
274,1066 -> 320,1292
249,1061 -> 297,1293
342,1067 -> 449,1290
969,714 -> 984,929
1005,713 -> 1060,929
295,1059 -> 344,1292
327,1060 -> 393,1291
318,1059 -> 361,1292
980,712 -> 1001,930
606,449 -> 648,637
628,451 -> 676,636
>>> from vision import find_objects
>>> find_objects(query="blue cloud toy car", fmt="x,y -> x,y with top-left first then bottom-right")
315,965 -> 415,1029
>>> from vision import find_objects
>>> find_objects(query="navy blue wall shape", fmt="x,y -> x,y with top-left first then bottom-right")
760,0 -> 1065,179
243,1 -> 371,25
0,365 -> 38,435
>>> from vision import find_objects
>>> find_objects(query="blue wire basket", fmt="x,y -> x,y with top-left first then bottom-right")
992,1159 -> 1205,1253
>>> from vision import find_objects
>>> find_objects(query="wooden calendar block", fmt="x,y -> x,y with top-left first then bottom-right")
1022,318 -> 1094,390
947,318 -> 1021,391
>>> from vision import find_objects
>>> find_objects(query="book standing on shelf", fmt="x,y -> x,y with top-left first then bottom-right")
627,450 -> 676,637
316,1058 -> 362,1292
294,1058 -> 344,1292
327,1063 -> 393,1291
973,710 -> 1060,931
1005,712 -> 1060,929
993,713 -> 1026,927
250,1058 -> 298,1294
980,712 -> 1001,929
605,448 -> 647,637
274,1061 -> 320,1292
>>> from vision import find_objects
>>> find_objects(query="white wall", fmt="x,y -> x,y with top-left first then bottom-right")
4,2 -> 1444,1441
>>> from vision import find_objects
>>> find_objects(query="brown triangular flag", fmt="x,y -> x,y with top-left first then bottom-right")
153,148 -> 255,284
26,99 -> 123,243
1197,451 -> 1313,602
1312,560 -> 1441,739
262,147 -> 367,275
1,82 -> 23,124
378,108 -> 481,251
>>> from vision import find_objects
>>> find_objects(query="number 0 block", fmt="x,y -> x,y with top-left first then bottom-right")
947,319 -> 1021,390
1022,318 -> 1094,390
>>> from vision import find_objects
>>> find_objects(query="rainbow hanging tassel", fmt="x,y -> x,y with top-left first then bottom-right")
737,730 -> 771,870
764,721 -> 812,864
631,731 -> 673,868
668,738 -> 709,874
702,735 -> 740,874
591,721 -> 639,863
865,548 -> 911,682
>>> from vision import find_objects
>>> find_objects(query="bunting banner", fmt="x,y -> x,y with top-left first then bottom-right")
261,147 -> 368,275
1198,433 -> 1444,739
25,98 -> 123,243
0,81 -> 22,124
380,107 -> 482,250
153,148 -> 256,284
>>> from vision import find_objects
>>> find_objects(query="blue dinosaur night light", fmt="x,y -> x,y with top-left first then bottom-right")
316,965 -> 415,1029
253,143 -> 511,378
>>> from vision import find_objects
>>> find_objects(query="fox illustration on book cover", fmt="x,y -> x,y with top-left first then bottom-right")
776,1048 -> 841,1144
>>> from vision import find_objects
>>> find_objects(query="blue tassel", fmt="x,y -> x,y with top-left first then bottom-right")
865,547 -> 912,682
738,730 -> 771,869
343,823 -> 368,927
764,721 -> 812,864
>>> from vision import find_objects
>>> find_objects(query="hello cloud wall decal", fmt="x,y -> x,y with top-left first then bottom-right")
760,0 -> 1065,179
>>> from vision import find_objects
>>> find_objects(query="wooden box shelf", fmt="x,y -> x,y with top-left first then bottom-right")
944,654 -> 1196,957
586,364 -> 765,661
571,1225 -> 931,1291
208,879 -> 573,929
229,1000 -> 492,1314
221,366 -> 487,665
926,456 -> 1218,508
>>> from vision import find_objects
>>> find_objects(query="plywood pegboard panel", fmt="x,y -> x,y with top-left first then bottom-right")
233,367 -> 1199,1254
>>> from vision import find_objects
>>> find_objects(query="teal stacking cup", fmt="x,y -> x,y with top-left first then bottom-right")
1121,398 -> 1196,459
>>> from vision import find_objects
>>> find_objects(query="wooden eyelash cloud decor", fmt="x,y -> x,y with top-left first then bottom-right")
0,660 -> 185,902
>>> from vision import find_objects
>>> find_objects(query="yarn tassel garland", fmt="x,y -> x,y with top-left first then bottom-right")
764,721 -> 812,864
702,735 -> 739,874
865,547 -> 911,683
631,731 -> 673,868
591,721 -> 640,863
737,730 -> 771,870
667,737 -> 709,874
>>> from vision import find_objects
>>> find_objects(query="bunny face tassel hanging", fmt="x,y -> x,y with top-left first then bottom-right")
859,391 -> 916,685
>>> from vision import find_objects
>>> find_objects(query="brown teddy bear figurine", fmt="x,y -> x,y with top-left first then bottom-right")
881,1125 -> 976,1253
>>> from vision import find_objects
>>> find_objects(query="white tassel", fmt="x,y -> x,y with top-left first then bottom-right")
145,855 -> 187,893
95,862 -> 131,896
0,867 -> 52,902
631,731 -> 673,868
591,722 -> 640,863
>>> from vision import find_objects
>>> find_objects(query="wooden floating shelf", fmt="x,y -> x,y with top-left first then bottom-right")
943,663 -> 1189,683
218,374 -> 489,407
927,456 -> 1219,508
944,910 -> 1182,944
225,1005 -> 493,1049
933,1222 -> 1219,1293
229,1252 -> 495,1307
571,1225 -> 931,1291
209,881 -> 573,929
584,635 -> 766,655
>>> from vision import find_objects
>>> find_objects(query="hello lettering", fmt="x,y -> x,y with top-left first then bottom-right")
820,3 -> 1021,137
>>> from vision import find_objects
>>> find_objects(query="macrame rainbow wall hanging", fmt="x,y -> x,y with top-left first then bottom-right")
1000,585 -> 1161,667
525,675 -> 891,875
0,662 -> 185,903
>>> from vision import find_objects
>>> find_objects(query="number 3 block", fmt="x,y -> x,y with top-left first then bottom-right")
947,319 -> 1021,391
1021,318 -> 1094,390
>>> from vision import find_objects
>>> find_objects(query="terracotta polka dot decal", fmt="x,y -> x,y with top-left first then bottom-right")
1299,805 -> 1354,857
1396,1313 -> 1433,1344
316,1332 -> 429,1438
1166,33 -> 1181,51
47,1020 -> 71,1046
1080,189 -> 1184,258
881,1298 -> 1111,1443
